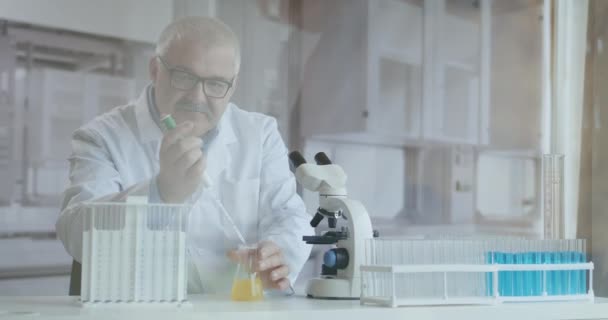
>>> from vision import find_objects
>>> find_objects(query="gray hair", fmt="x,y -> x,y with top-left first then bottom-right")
155,16 -> 241,72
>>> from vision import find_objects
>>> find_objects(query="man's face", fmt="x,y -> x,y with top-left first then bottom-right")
150,39 -> 238,137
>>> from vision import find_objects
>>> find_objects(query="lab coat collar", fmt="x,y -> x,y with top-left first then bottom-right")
133,87 -> 237,147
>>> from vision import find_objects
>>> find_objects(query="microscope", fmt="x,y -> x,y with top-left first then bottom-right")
289,151 -> 377,299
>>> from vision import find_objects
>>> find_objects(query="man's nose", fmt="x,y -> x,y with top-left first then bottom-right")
188,81 -> 208,104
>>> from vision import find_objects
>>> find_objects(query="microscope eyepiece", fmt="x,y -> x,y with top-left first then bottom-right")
314,152 -> 332,165
289,151 -> 307,168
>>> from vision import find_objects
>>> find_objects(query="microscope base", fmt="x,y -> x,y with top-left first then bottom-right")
305,278 -> 359,300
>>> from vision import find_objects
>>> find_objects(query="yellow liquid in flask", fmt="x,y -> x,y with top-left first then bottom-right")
231,277 -> 264,301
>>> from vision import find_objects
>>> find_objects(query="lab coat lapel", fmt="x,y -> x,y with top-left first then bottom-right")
206,103 -> 237,182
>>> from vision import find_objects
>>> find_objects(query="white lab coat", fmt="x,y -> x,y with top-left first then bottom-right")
56,89 -> 313,293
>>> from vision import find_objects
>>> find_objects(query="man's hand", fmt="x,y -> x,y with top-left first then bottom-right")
227,240 -> 290,291
157,121 -> 206,203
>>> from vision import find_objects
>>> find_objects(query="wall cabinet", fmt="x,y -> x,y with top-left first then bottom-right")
299,0 -> 482,146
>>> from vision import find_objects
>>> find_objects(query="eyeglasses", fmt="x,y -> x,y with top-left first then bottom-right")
157,56 -> 234,98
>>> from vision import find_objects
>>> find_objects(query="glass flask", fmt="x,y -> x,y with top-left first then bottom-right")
231,245 -> 264,301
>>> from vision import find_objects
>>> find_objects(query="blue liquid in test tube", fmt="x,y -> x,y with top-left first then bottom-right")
554,252 -> 563,295
505,253 -> 514,296
515,253 -> 524,296
533,252 -> 542,296
486,252 -> 494,296
496,252 -> 505,296
524,252 -> 534,296
543,252 -> 553,295
581,252 -> 588,294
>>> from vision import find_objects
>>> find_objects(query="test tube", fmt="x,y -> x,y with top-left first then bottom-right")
566,240 -> 574,295
554,246 -> 563,295
579,239 -> 587,294
473,241 -> 483,297
515,250 -> 524,296
523,241 -> 531,296
533,240 -> 542,296
485,246 -> 493,297
542,154 -> 565,240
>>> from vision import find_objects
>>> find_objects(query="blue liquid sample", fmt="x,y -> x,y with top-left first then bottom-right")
533,252 -> 542,296
581,252 -> 588,294
515,253 -> 524,296
542,252 -> 554,295
486,252 -> 494,296
524,253 -> 534,296
484,250 -> 587,297
496,252 -> 505,296
504,253 -> 514,296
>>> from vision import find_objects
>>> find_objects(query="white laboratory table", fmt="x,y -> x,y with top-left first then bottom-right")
1,295 -> 608,320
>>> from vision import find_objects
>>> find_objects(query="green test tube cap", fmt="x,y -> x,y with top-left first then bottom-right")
161,114 -> 177,130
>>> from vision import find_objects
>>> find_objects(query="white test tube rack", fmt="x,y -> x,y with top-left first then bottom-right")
80,202 -> 190,306
360,263 -> 594,307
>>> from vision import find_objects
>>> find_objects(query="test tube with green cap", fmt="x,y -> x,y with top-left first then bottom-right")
161,114 -> 177,130
160,114 -> 212,188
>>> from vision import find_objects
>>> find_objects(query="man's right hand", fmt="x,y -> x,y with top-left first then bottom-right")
157,121 -> 206,203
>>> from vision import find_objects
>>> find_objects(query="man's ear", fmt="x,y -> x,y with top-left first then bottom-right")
149,56 -> 159,82
231,75 -> 239,92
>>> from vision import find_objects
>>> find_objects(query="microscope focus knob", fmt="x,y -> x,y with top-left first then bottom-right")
323,248 -> 349,270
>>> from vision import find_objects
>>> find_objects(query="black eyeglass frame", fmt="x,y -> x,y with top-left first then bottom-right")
157,55 -> 235,99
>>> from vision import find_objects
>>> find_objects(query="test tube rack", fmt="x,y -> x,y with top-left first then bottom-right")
360,238 -> 593,307
80,202 -> 191,306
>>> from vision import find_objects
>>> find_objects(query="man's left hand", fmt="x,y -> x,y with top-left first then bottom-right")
227,240 -> 290,290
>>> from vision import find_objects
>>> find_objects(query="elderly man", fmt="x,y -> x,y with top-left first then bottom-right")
56,16 -> 313,293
